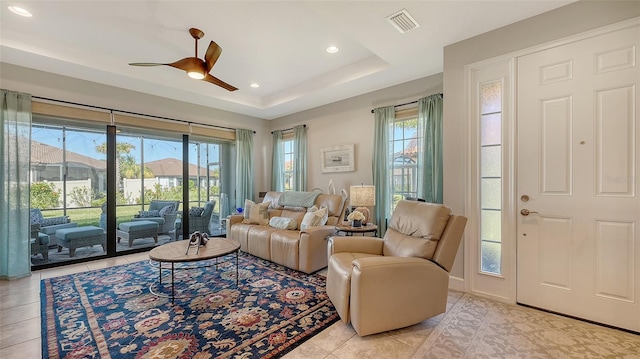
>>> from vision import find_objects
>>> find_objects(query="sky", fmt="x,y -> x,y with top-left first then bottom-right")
31,126 -> 219,165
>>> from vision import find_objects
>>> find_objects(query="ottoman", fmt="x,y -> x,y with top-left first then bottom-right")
117,220 -> 159,247
56,226 -> 106,257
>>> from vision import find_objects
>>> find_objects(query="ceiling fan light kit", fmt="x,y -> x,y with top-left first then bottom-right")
188,71 -> 205,80
129,27 -> 238,91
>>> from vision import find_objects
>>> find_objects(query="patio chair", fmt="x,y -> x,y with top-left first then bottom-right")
30,208 -> 77,247
30,223 -> 50,261
132,200 -> 179,234
174,200 -> 217,238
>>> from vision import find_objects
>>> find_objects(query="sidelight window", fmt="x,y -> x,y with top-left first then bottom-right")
479,81 -> 502,275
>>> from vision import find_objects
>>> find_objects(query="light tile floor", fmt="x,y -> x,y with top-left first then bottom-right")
3,253 -> 638,358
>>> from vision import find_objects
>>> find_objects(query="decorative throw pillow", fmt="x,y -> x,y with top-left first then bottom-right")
306,205 -> 328,223
300,206 -> 328,230
242,199 -> 270,225
139,210 -> 160,218
319,204 -> 329,224
42,216 -> 68,226
158,204 -> 175,216
30,210 -> 43,225
269,216 -> 298,230
189,206 -> 205,217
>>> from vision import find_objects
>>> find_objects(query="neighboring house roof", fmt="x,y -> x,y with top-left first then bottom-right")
393,138 -> 418,160
145,158 -> 214,177
31,141 -> 106,169
30,141 -> 213,177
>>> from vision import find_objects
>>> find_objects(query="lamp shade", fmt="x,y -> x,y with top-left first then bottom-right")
350,185 -> 375,207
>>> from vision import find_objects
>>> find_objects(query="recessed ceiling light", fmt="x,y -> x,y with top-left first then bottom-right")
8,5 -> 32,17
250,83 -> 260,88
326,46 -> 339,54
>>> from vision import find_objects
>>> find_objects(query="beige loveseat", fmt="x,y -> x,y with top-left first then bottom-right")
227,191 -> 347,273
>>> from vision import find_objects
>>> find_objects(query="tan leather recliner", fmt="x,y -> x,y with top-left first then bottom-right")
326,200 -> 467,336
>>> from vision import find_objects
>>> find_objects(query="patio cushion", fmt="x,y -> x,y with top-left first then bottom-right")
132,217 -> 166,225
119,220 -> 159,232
56,226 -> 104,241
33,233 -> 50,245
40,222 -> 78,235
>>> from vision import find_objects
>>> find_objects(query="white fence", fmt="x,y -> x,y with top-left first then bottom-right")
47,179 -> 92,208
122,178 -> 160,204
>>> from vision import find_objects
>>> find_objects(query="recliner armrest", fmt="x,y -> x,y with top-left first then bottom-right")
300,225 -> 335,237
352,255 -> 439,271
328,236 -> 384,256
227,214 -> 244,226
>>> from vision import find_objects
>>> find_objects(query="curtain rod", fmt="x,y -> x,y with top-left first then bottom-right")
32,95 -> 256,133
270,124 -> 306,134
370,93 -> 443,114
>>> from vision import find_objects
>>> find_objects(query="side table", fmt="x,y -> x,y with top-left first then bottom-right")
335,223 -> 378,237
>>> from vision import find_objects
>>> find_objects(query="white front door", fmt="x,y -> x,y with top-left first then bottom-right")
517,24 -> 640,331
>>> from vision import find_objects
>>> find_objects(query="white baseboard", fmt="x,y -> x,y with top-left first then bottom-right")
448,275 -> 464,292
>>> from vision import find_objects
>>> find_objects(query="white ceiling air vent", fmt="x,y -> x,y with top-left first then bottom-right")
386,9 -> 420,34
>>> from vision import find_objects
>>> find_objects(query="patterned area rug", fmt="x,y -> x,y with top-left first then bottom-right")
41,252 -> 338,358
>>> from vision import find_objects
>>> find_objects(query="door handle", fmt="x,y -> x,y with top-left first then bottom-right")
520,209 -> 540,216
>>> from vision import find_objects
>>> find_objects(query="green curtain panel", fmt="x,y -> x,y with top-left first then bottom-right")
1,90 -> 32,279
219,141 -> 235,218
372,106 -> 394,237
271,130 -> 283,192
235,129 -> 254,209
418,94 -> 444,203
292,125 -> 307,191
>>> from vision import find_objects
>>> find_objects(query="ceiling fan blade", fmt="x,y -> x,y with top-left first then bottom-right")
166,57 -> 204,72
129,62 -> 166,66
203,73 -> 238,92
204,41 -> 222,73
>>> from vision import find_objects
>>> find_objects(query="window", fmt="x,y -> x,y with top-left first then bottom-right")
273,125 -> 307,193
389,115 -> 421,210
479,81 -> 502,275
282,138 -> 294,191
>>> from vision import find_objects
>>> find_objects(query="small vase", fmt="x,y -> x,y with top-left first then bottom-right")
352,219 -> 362,228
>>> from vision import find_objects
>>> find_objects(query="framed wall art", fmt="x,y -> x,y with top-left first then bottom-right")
320,144 -> 355,173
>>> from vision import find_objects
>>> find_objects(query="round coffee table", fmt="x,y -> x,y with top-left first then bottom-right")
149,238 -> 241,302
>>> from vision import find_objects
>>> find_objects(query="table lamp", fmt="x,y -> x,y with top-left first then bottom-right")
349,184 -> 375,225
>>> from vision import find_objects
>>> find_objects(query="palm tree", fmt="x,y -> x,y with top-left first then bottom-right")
95,142 -> 154,185
120,154 -> 154,179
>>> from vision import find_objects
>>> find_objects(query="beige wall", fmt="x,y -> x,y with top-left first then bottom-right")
443,1 -> 640,279
269,74 -> 443,196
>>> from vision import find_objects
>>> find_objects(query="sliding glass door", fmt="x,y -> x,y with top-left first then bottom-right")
30,122 -> 107,266
30,117 -> 233,270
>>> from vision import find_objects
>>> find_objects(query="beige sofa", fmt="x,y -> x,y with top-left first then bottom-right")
227,191 -> 347,273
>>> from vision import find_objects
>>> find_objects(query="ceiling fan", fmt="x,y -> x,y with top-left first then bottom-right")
129,28 -> 238,92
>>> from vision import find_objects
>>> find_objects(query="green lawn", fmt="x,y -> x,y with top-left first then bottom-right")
42,206 -> 142,227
